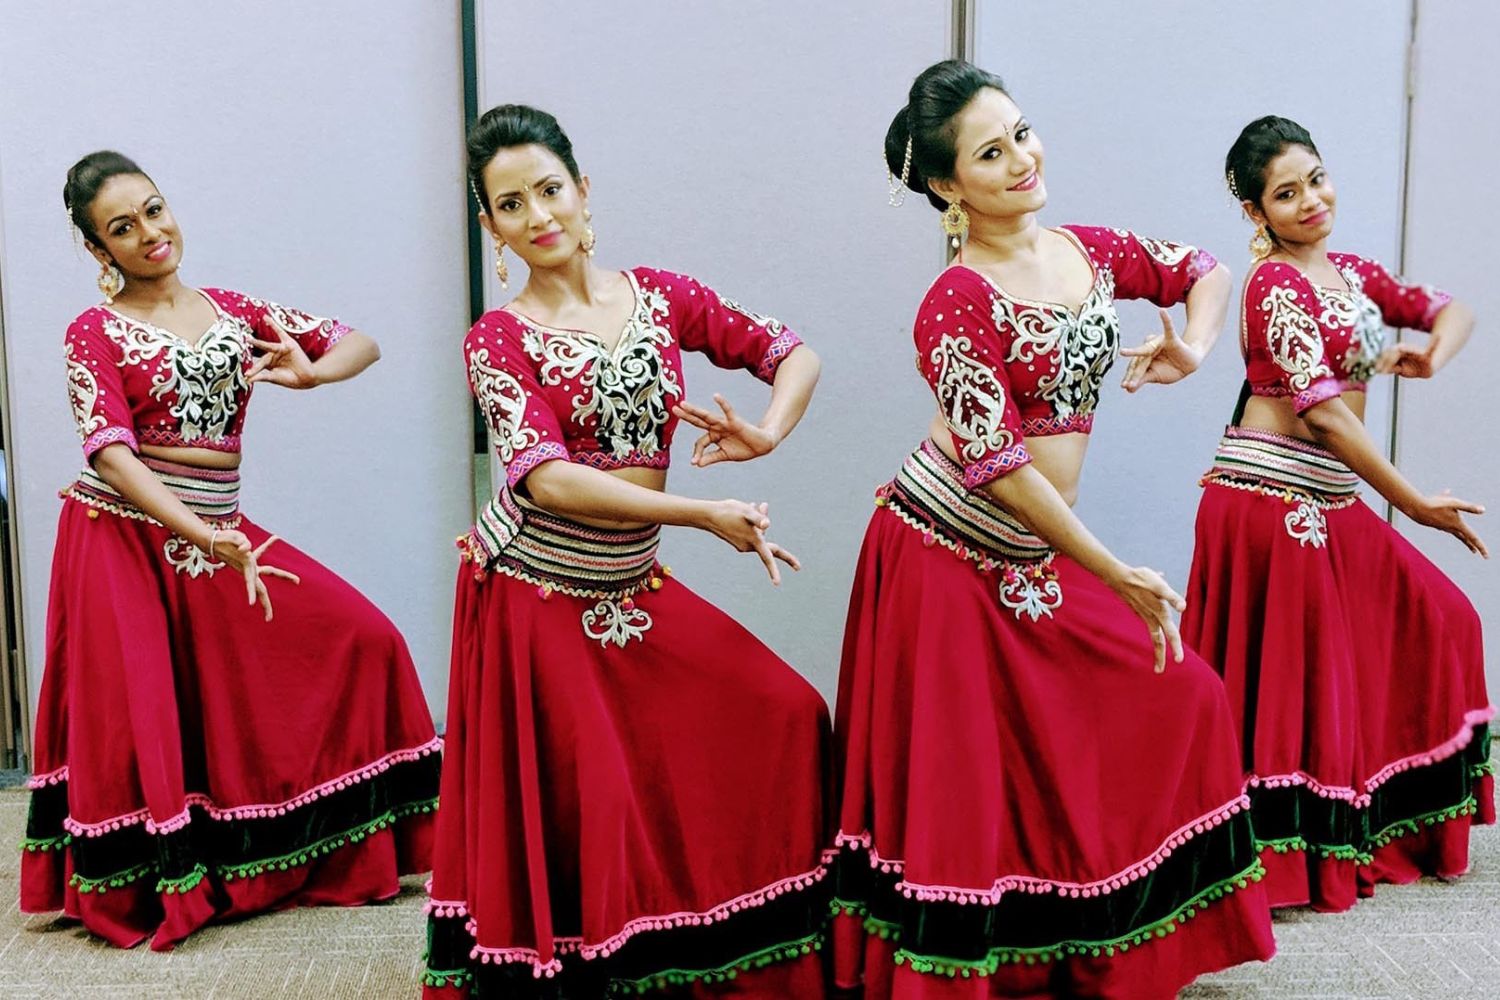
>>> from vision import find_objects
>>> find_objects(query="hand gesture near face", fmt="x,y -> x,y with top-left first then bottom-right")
1376,341 -> 1437,380
247,314 -> 319,389
1120,309 -> 1202,391
673,394 -> 778,467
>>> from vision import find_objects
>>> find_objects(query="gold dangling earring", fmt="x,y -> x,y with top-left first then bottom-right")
941,200 -> 969,252
581,208 -> 596,257
492,237 -> 509,289
1248,223 -> 1274,261
97,259 -> 124,303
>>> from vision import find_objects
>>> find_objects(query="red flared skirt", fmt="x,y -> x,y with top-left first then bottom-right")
1184,427 -> 1493,912
832,442 -> 1274,1000
423,495 -> 832,998
20,460 -> 440,950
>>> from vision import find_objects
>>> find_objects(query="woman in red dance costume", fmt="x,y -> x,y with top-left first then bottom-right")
21,151 -> 440,950
831,61 -> 1275,999
1183,115 -> 1492,913
420,105 -> 831,998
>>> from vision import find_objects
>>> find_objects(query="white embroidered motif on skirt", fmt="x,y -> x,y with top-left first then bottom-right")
996,270 -> 1119,420
1283,501 -> 1329,548
581,598 -> 653,647
997,562 -> 1064,621
104,316 -> 249,442
1261,286 -> 1333,390
163,536 -> 224,577
468,348 -> 541,464
524,283 -> 680,458
929,334 -> 1018,463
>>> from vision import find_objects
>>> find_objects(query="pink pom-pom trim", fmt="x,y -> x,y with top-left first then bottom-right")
60,736 -> 441,838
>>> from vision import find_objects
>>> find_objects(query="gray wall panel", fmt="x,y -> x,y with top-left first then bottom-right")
0,1 -> 472,720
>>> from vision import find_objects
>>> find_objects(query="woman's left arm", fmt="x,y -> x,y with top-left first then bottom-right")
1379,299 -> 1475,378
675,344 -> 821,467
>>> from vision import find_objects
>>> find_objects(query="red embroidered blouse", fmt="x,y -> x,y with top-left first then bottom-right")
65,288 -> 348,460
1241,252 -> 1452,413
914,226 -> 1218,489
464,267 -> 803,486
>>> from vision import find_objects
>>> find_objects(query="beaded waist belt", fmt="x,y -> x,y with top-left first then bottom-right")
1201,427 -> 1360,549
460,489 -> 665,648
63,456 -> 241,522
879,440 -> 1061,621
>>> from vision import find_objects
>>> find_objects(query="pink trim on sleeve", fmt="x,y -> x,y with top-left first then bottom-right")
1293,379 -> 1344,414
1186,249 -> 1219,289
507,442 -> 570,487
754,330 -> 803,382
963,443 -> 1033,491
83,425 -> 139,459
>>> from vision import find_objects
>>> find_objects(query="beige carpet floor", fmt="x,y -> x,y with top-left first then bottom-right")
2,774 -> 1497,999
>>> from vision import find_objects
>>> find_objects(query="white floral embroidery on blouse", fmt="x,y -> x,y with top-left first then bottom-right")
1260,285 -> 1333,391
103,315 -> 249,441
468,347 -> 541,465
929,333 -> 1018,464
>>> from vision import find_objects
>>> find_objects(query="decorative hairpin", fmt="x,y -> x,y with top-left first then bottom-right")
887,136 -> 913,207
1225,171 -> 1241,200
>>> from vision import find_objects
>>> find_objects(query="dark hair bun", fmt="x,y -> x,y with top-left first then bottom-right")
64,150 -> 149,246
890,60 -> 1008,211
467,105 -> 581,214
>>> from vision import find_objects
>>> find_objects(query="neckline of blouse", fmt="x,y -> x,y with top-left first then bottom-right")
954,228 -> 1101,316
1255,256 -> 1356,296
98,288 -> 229,350
501,269 -> 642,356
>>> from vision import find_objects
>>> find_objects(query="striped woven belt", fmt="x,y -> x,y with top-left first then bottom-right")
460,489 -> 665,648
463,489 -> 660,597
63,456 -> 241,522
882,439 -> 1051,564
1202,426 -> 1358,503
879,441 -> 1064,622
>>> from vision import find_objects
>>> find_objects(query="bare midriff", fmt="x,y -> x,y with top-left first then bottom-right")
927,411 -> 1091,508
140,443 -> 242,471
1237,390 -> 1366,442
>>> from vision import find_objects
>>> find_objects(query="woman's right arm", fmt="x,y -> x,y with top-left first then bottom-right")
65,314 -> 290,615
466,316 -> 796,583
983,466 -> 1185,672
914,270 -> 1184,671
524,461 -> 796,583
1241,264 -> 1486,556
1300,398 -> 1486,556
91,444 -> 214,549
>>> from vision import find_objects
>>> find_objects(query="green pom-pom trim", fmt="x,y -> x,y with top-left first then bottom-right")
69,861 -> 155,894
890,857 -> 1265,977
59,797 -> 437,894
421,968 -> 474,989
219,799 -> 437,881
1255,836 -> 1372,864
611,931 -> 824,995
157,864 -> 208,895
21,834 -> 72,853
1368,797 -> 1479,849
